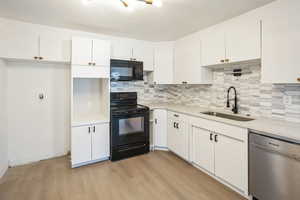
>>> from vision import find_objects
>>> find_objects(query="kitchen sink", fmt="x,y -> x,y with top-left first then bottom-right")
201,111 -> 255,122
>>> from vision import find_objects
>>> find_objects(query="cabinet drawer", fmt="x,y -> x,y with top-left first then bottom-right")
190,117 -> 247,141
168,111 -> 188,121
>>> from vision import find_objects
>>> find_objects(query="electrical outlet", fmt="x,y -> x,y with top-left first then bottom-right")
283,96 -> 292,105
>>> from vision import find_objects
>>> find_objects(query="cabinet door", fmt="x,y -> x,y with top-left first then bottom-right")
174,34 -> 208,84
0,21 -> 39,60
167,117 -> 178,153
133,41 -> 154,71
111,39 -> 133,60
153,42 -> 174,84
153,109 -> 168,149
214,134 -> 247,191
225,17 -> 261,63
176,119 -> 189,160
72,37 -> 92,65
92,39 -> 111,67
262,5 -> 300,84
72,126 -> 92,165
201,26 -> 226,66
91,123 -> 110,160
40,30 -> 71,62
192,126 -> 214,174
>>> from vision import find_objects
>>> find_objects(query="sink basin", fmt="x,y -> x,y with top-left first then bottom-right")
201,111 -> 254,122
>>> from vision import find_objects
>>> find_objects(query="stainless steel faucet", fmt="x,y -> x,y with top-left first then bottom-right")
227,86 -> 238,114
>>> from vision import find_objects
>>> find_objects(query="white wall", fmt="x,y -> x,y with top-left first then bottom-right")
6,61 -> 70,166
0,59 -> 8,178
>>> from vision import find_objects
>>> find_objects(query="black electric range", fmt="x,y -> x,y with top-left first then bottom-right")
110,92 -> 150,161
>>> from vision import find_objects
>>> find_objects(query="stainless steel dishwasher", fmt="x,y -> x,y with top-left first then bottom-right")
249,131 -> 300,200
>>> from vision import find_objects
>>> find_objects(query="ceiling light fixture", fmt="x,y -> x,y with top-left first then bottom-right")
119,0 -> 162,8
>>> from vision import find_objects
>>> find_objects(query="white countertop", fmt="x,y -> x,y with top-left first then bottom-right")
146,103 -> 300,143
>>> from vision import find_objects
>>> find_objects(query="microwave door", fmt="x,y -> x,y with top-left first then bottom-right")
111,61 -> 134,81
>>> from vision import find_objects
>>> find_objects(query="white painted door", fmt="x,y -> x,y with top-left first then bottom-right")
153,109 -> 168,149
262,4 -> 300,84
72,126 -> 92,165
91,123 -> 110,160
201,25 -> 226,66
133,41 -> 154,71
111,39 -> 133,60
176,119 -> 189,160
192,126 -> 215,174
40,30 -> 71,62
92,39 -> 111,67
214,134 -> 246,191
225,17 -> 261,63
72,37 -> 93,65
167,117 -> 178,153
0,21 -> 39,60
153,42 -> 174,84
168,114 -> 189,160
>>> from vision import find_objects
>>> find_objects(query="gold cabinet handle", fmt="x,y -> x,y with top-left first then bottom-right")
225,59 -> 229,62
220,60 -> 225,63
297,78 -> 300,82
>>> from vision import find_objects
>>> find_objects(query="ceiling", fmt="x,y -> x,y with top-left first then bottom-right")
0,0 -> 275,41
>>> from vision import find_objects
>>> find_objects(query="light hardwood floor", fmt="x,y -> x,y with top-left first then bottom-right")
0,151 -> 245,200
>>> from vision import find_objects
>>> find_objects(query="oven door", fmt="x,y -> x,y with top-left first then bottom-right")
111,112 -> 149,147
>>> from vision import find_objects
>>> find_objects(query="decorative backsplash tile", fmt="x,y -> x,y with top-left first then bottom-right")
111,61 -> 300,123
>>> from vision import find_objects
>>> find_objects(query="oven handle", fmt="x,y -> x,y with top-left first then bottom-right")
118,144 -> 146,152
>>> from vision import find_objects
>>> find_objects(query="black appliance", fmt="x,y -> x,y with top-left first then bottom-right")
110,59 -> 143,81
110,92 -> 150,161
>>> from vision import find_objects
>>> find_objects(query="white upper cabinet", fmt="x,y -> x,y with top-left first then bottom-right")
201,17 -> 261,66
225,17 -> 261,63
261,1 -> 300,84
92,39 -> 111,66
111,39 -> 154,71
174,33 -> 212,84
153,42 -> 174,84
0,24 -> 39,60
111,39 -> 133,60
72,37 -> 110,67
201,25 -> 226,66
40,30 -> 71,62
72,37 -> 93,65
0,20 -> 71,62
132,41 -> 154,71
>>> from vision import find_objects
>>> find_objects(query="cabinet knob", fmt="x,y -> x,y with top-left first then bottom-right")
220,60 -> 225,63
88,62 -> 91,66
297,78 -> 300,82
39,57 -> 43,60
93,63 -> 96,66
225,59 -> 229,62
34,56 -> 38,60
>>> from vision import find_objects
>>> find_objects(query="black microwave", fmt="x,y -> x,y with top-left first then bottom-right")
110,59 -> 143,81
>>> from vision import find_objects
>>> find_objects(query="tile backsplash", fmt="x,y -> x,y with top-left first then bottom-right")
111,61 -> 300,123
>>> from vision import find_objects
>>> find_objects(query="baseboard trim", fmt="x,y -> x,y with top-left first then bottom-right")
71,157 -> 109,168
0,161 -> 9,181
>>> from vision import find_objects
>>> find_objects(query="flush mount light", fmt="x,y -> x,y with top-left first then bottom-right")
120,0 -> 163,8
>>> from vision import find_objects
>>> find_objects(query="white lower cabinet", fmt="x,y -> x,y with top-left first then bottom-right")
190,117 -> 248,195
71,123 -> 110,167
153,109 -> 168,150
214,134 -> 246,191
167,112 -> 189,161
192,127 -> 214,174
